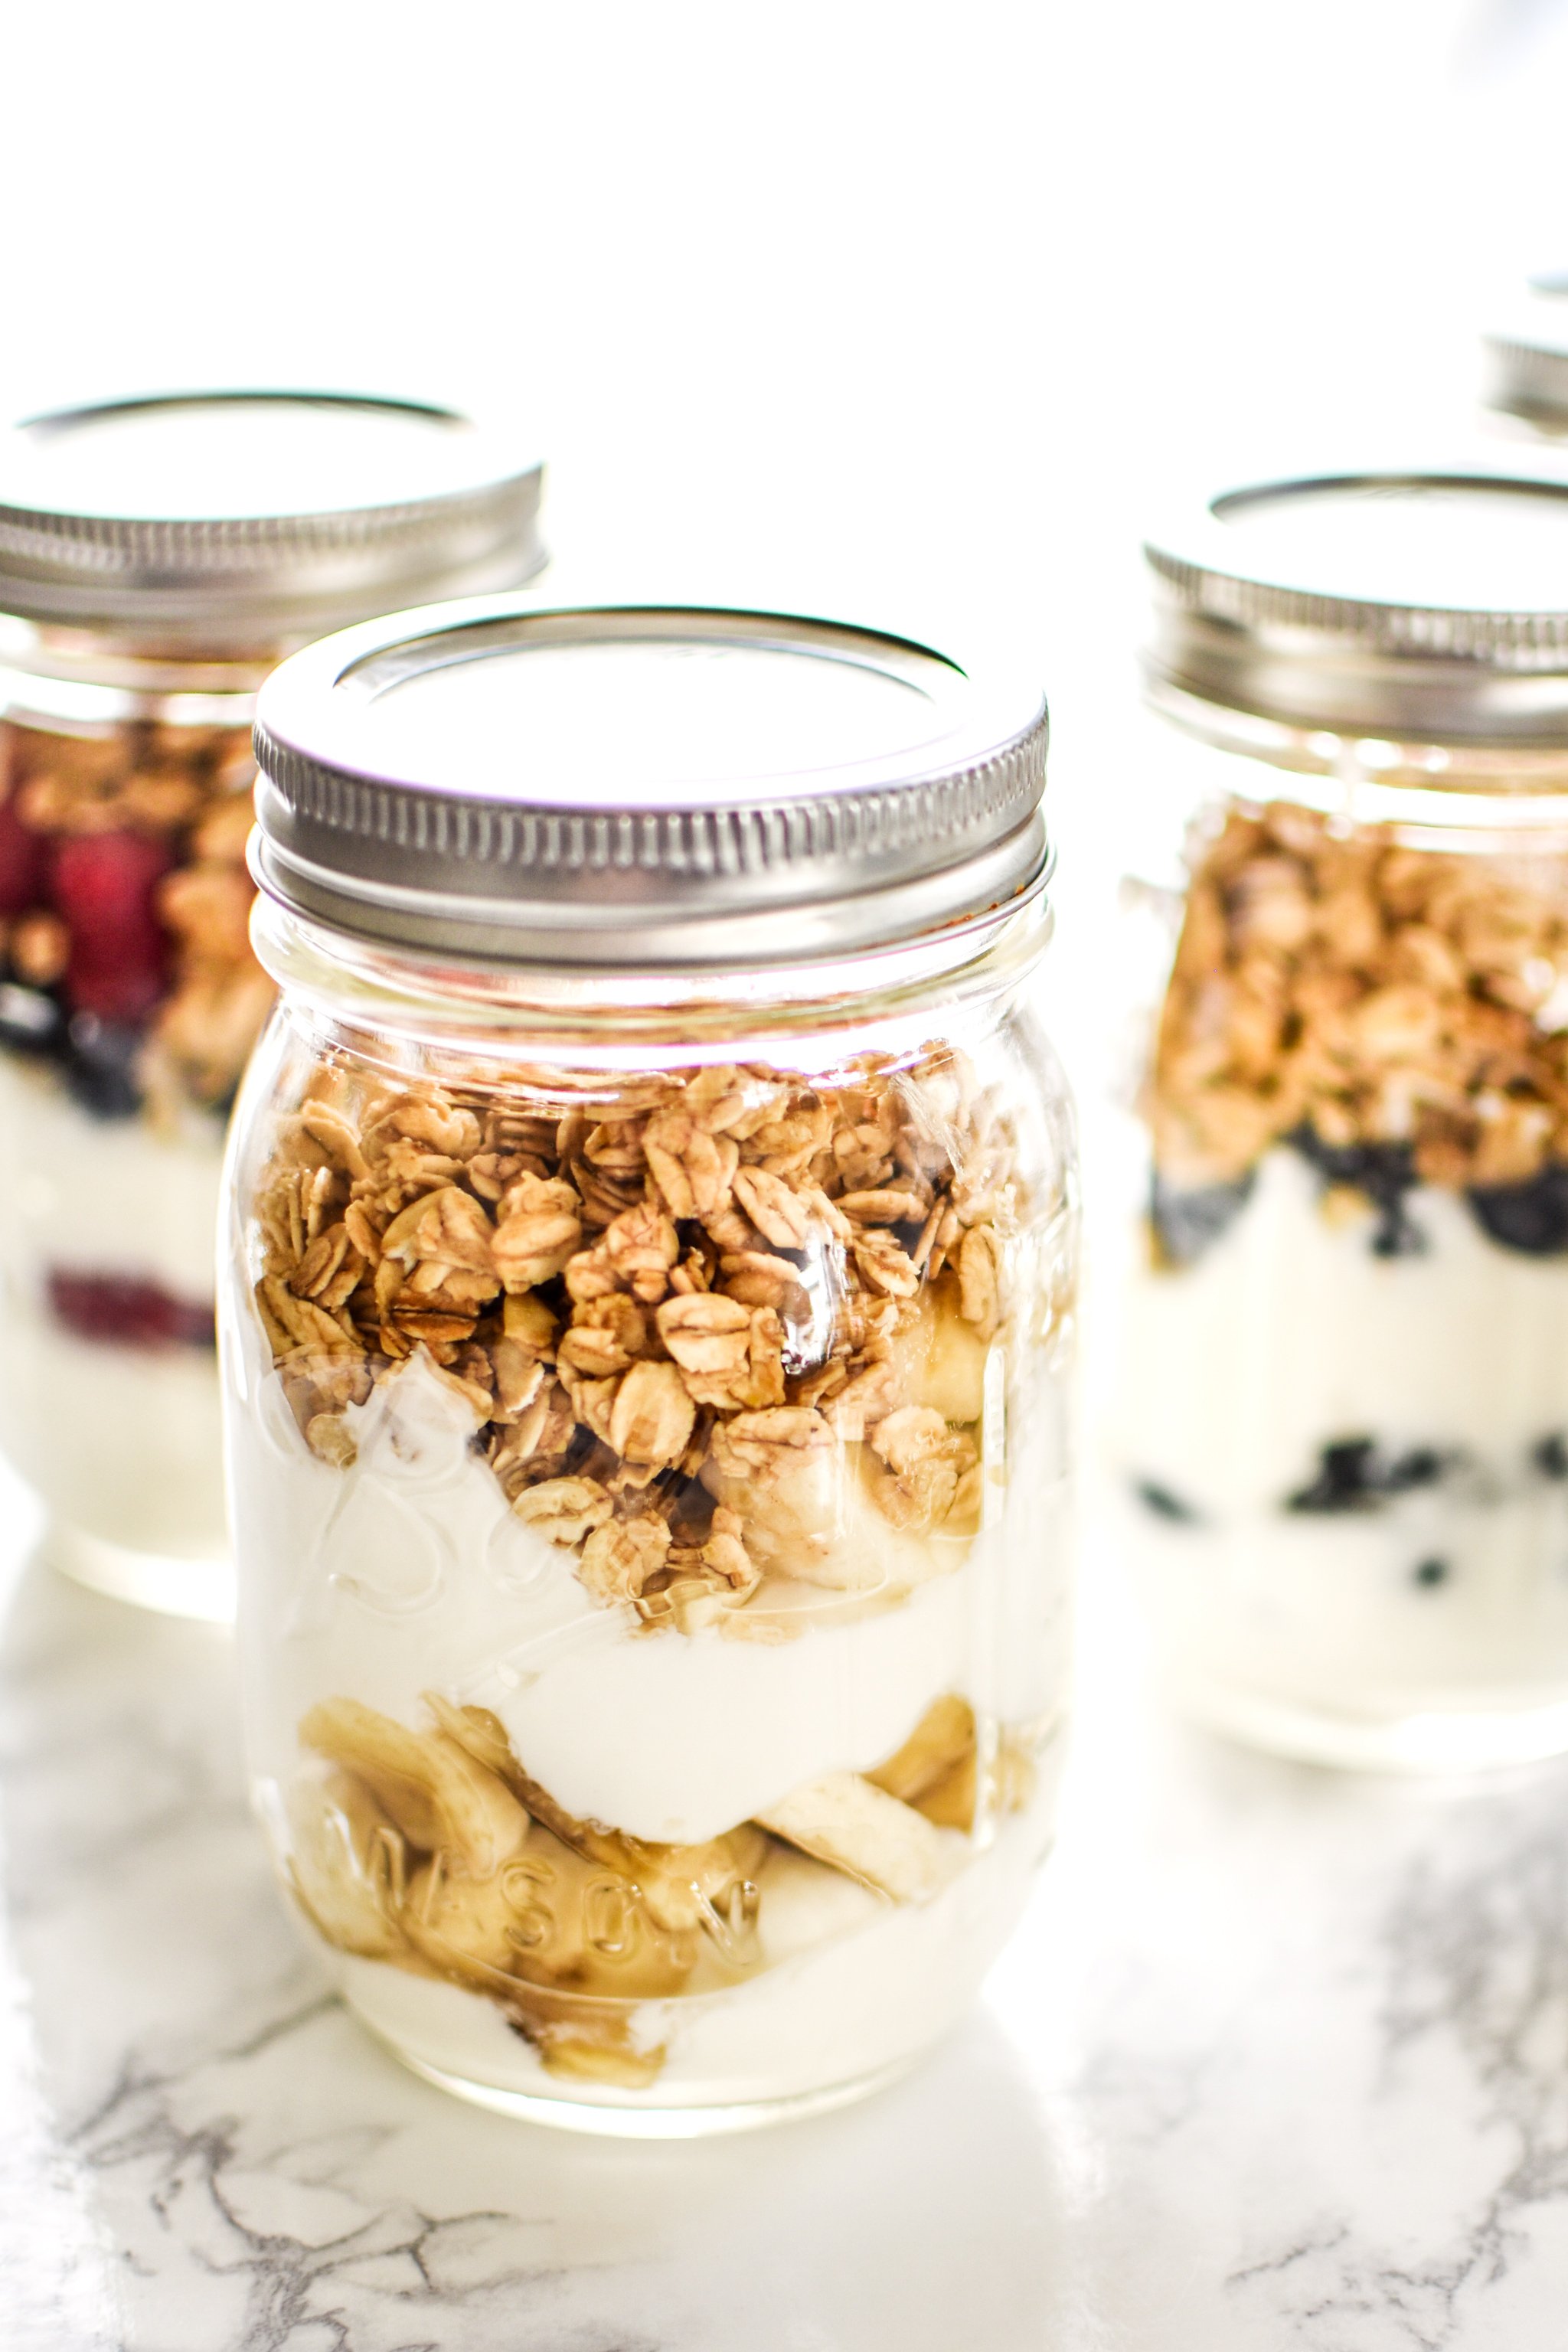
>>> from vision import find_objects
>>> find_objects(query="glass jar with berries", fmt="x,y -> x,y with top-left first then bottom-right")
0,394 -> 544,1612
224,602 -> 1076,2130
1115,462 -> 1568,1769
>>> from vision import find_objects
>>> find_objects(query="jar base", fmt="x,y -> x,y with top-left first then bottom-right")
1168,1669 -> 1568,1772
48,1522 -> 234,1622
371,2025 -> 916,2138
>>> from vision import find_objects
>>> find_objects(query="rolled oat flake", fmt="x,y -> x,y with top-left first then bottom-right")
252,602 -> 1049,965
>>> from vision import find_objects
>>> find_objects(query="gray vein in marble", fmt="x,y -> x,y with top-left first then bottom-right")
1217,1765 -> 1568,2352
15,1527 -> 1568,2347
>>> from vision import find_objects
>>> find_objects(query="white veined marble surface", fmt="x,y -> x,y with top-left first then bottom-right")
5,1495 -> 1568,2352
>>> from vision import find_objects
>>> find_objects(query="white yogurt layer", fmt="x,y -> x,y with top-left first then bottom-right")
0,1289 -> 227,1559
230,1325 -> 1069,1846
330,1780 -> 1057,2114
0,1055 -> 226,1302
1117,1145 -> 1568,1723
0,1057 -> 228,1566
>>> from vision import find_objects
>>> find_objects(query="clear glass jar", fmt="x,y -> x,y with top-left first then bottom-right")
1116,465 -> 1568,1769
1485,288 -> 1568,439
0,393 -> 544,1615
223,603 -> 1076,2131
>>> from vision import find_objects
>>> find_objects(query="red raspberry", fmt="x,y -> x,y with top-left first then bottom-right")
0,796 -> 46,918
51,831 -> 175,1024
47,1269 -> 214,1351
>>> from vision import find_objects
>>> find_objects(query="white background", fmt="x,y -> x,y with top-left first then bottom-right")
1,0 -> 1565,977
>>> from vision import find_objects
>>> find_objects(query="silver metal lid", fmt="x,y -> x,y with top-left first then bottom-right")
1484,292 -> 1568,428
1145,466 -> 1568,740
251,601 -> 1050,969
0,392 -> 545,646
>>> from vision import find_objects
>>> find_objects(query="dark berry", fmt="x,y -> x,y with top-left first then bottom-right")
63,1014 -> 142,1120
1468,1165 -> 1568,1257
0,796 -> 46,917
0,982 -> 65,1057
1289,1127 -> 1424,1257
1133,1477 -> 1204,1524
1412,1557 -> 1450,1589
1289,1439 -> 1380,1514
1150,1168 -> 1256,1267
51,831 -> 172,1026
1384,1448 -> 1445,1494
47,1269 -> 214,1352
1288,1437 -> 1456,1514
1534,1432 -> 1568,1482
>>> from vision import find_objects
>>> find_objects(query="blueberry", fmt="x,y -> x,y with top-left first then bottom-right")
1133,1477 -> 1204,1524
1150,1168 -> 1256,1267
1289,1437 -> 1458,1514
1288,1127 -> 1425,1257
1288,1439 -> 1380,1514
1468,1165 -> 1568,1257
1384,1448 -> 1445,1494
63,1013 -> 143,1120
1535,1433 -> 1568,1481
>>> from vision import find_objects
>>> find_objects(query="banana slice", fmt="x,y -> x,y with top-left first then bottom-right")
430,1693 -> 767,1946
910,1750 -> 977,1832
300,1697 -> 529,1878
422,1694 -> 518,1779
405,1821 -> 698,2002
402,1855 -> 534,1984
510,1765 -> 766,1940
286,1771 -> 407,1959
505,1981 -> 670,2089
866,1694 -> 975,1805
756,1772 -> 953,1902
866,1693 -> 978,1834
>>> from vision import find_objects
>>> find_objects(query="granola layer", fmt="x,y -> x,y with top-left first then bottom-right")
250,1048 -> 1029,1628
1150,800 -> 1568,1259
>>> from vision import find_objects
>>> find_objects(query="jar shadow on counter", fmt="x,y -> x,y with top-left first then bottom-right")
0,1550 -> 1067,2351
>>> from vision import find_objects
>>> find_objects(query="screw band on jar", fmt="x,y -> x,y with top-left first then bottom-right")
249,603 -> 1050,967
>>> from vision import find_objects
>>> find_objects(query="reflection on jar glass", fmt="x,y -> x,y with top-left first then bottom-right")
224,603 -> 1076,2130
1115,462 -> 1568,1769
0,392 -> 544,1614
1484,284 -> 1568,442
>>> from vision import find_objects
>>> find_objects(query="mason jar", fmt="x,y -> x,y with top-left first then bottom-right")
223,603 -> 1076,2131
1485,288 -> 1568,439
1114,463 -> 1568,1769
0,392 -> 544,1615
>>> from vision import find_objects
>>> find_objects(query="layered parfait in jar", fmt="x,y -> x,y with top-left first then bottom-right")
0,390 -> 544,1611
1118,463 -> 1568,1766
0,707 -> 267,1599
225,600 -> 1072,2125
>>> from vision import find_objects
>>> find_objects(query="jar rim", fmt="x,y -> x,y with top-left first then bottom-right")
1145,459 -> 1568,742
0,390 -> 546,644
250,599 -> 1050,969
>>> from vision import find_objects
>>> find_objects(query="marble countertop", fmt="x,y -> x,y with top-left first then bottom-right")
5,1505 -> 1568,2352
